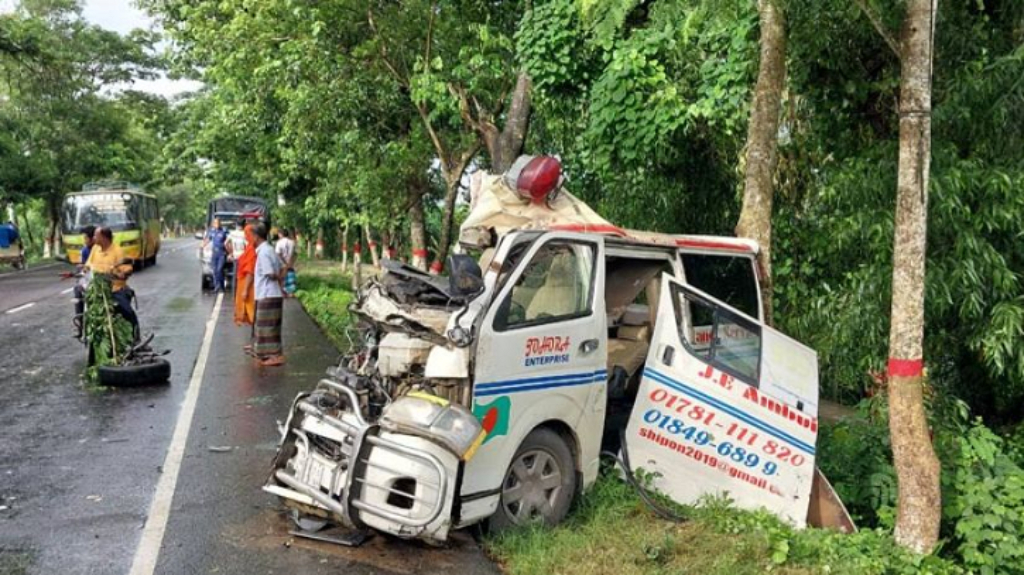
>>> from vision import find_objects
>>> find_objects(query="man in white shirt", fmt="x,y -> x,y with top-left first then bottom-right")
252,223 -> 286,366
275,228 -> 298,297
275,228 -> 296,270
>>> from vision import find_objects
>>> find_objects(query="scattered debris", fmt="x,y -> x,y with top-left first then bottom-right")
207,445 -> 234,453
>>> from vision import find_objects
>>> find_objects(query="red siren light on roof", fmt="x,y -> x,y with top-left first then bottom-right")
505,155 -> 562,204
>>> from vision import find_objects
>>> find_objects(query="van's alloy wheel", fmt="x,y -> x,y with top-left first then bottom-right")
503,449 -> 563,521
489,428 -> 576,531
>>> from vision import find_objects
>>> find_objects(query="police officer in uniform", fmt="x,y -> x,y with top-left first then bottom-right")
203,218 -> 229,293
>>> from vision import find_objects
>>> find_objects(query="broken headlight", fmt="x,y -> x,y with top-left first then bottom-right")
379,392 -> 485,461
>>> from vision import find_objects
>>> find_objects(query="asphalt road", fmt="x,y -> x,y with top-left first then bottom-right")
0,239 -> 498,575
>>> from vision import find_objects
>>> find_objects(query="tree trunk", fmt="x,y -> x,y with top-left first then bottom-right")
352,239 -> 362,290
364,224 -> 380,268
44,214 -> 57,259
888,0 -> 941,554
341,224 -> 349,273
382,229 -> 393,260
315,228 -> 324,259
735,0 -> 786,326
409,190 -> 428,271
480,72 -> 533,173
433,174 -> 461,275
17,210 -> 34,252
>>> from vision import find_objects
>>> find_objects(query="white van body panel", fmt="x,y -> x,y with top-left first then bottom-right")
463,232 -> 608,497
625,276 -> 819,526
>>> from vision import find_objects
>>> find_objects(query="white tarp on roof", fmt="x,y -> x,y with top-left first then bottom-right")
460,172 -> 759,254
460,174 -> 612,246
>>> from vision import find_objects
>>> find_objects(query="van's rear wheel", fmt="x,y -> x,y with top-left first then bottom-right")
488,428 -> 576,532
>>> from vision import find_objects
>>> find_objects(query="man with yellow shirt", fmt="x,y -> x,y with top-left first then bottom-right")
85,227 -> 139,340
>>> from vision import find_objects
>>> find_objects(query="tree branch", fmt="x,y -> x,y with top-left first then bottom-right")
367,8 -> 409,88
852,0 -> 900,58
448,83 -> 481,132
415,102 -> 448,168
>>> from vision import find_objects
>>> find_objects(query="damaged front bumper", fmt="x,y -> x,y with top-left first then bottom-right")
263,378 -> 463,544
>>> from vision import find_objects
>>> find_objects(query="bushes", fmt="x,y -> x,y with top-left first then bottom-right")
944,422 -> 1024,574
817,399 -> 1024,575
293,273 -> 354,350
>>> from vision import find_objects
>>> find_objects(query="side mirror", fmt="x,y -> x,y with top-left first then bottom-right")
448,254 -> 484,297
194,231 -> 204,240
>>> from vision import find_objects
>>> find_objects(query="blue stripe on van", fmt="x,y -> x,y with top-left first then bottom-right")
475,370 -> 607,397
644,367 -> 816,456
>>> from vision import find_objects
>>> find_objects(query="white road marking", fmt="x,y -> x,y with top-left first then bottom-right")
5,302 -> 35,314
128,292 -> 224,575
61,287 -> 75,295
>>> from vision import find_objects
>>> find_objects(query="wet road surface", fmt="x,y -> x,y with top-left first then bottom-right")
0,239 -> 498,575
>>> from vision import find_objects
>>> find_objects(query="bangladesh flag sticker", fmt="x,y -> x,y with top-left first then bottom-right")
473,396 -> 511,444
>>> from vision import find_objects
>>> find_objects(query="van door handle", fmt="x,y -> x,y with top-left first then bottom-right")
579,338 -> 599,355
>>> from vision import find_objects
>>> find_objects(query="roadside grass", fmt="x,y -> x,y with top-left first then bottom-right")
485,471 -> 963,575
0,548 -> 35,575
485,474 -> 814,575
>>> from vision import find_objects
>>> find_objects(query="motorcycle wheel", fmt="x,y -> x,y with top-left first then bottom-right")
98,358 -> 171,387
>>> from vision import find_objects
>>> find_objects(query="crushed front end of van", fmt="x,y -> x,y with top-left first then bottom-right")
263,261 -> 488,544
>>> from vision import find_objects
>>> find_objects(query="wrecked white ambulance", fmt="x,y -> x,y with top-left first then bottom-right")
264,156 -> 824,544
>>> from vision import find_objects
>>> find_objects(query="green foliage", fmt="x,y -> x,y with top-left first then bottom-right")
1005,424 -> 1024,469
818,398 -> 1024,574
516,0 -> 756,237
0,1 -> 168,238
83,274 -> 134,384
944,421 -> 1024,575
816,400 -> 898,526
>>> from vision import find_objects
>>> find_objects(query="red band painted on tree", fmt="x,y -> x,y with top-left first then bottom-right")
369,241 -> 377,248
413,249 -> 428,258
353,243 -> 362,253
429,261 -> 443,273
887,358 -> 924,377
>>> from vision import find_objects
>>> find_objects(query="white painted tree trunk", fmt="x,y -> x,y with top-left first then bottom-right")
364,224 -> 380,268
341,224 -> 349,273
410,191 -> 428,271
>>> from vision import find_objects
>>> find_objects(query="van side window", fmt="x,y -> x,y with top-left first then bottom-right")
674,285 -> 762,385
495,241 -> 596,331
681,254 -> 760,319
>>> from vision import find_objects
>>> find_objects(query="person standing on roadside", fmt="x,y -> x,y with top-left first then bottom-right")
203,218 -> 229,293
233,222 -> 257,326
71,225 -> 96,339
275,228 -> 297,297
252,223 -> 285,366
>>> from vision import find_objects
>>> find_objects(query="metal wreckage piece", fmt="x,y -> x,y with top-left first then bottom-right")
264,262 -> 485,546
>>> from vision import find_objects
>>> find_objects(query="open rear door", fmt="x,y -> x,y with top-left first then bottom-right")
625,275 -> 819,526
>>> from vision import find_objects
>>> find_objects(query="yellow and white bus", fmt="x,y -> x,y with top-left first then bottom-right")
61,182 -> 161,267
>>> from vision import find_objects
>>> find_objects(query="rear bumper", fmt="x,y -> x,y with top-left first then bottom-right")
264,379 -> 459,543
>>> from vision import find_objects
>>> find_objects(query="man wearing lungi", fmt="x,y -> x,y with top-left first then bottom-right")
252,223 -> 286,366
